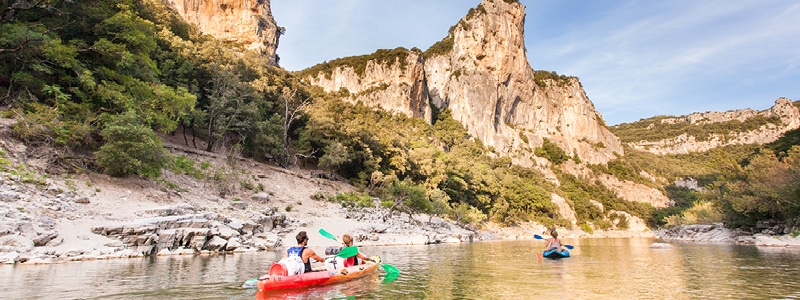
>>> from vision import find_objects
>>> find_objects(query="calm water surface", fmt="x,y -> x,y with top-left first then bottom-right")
2,238 -> 799,299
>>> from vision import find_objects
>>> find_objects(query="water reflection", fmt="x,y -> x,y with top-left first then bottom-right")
2,239 -> 800,299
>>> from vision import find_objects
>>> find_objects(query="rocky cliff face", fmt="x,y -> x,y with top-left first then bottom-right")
161,0 -> 280,64
304,49 -> 432,120
629,98 -> 800,155
302,0 -> 622,166
422,0 -> 624,165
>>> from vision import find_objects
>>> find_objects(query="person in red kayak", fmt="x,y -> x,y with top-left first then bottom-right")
341,234 -> 374,267
545,228 -> 563,251
285,231 -> 324,273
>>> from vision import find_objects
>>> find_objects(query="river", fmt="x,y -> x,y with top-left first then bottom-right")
2,238 -> 799,299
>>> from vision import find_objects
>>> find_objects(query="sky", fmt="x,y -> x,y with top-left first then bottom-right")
271,0 -> 800,125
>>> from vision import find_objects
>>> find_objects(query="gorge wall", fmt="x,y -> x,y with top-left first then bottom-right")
303,0 -> 622,167
628,98 -> 800,155
161,0 -> 280,64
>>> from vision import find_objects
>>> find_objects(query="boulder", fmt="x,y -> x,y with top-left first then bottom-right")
45,237 -> 63,247
231,201 -> 246,210
205,236 -> 228,251
0,191 -> 20,202
0,251 -> 20,264
0,235 -> 34,253
216,224 -> 239,239
649,242 -> 674,249
251,193 -> 270,203
189,235 -> 207,251
72,196 -> 90,204
225,237 -> 241,251
32,230 -> 58,246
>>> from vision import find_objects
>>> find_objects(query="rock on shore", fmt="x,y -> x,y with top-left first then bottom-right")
656,223 -> 800,247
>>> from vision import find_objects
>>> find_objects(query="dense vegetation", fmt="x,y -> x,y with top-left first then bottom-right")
2,0 -> 797,232
596,138 -> 800,229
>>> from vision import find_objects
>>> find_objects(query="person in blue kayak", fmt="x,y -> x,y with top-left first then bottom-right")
545,228 -> 563,251
284,231 -> 324,273
341,234 -> 375,267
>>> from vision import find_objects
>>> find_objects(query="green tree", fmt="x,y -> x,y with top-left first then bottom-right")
95,111 -> 169,178
721,146 -> 800,226
319,141 -> 349,176
381,179 -> 432,222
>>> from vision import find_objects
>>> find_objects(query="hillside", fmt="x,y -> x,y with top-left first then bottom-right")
611,98 -> 800,155
0,118 -> 489,264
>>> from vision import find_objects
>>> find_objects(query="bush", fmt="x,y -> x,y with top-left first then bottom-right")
579,222 -> 594,234
535,138 -> 568,165
330,192 -> 373,208
95,112 -> 169,178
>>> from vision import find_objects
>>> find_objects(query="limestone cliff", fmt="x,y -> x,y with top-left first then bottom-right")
161,0 -> 280,64
301,0 -> 622,166
424,0 -> 622,166
303,48 -> 432,120
626,98 -> 800,155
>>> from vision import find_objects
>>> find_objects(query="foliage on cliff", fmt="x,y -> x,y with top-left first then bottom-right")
533,70 -> 575,88
296,47 -> 416,80
610,114 -> 782,143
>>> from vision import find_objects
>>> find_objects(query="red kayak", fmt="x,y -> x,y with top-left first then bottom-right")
255,256 -> 381,299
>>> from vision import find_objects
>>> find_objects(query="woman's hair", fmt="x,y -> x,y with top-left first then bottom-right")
296,231 -> 309,244
550,228 -> 558,237
342,234 -> 353,246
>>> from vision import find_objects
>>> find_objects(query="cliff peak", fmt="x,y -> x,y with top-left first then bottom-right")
162,0 -> 280,64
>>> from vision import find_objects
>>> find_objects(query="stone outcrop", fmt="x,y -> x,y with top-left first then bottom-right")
550,193 -> 577,225
629,98 -> 800,155
90,212 -> 288,256
657,224 -> 739,243
596,174 -> 671,208
342,207 -> 477,245
301,0 -> 622,166
304,49 -> 432,120
161,0 -> 280,64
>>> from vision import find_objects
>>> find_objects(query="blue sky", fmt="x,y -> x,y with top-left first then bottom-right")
271,0 -> 800,125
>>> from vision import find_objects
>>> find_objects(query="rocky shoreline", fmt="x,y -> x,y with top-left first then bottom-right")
655,223 -> 800,247
0,196 -> 483,265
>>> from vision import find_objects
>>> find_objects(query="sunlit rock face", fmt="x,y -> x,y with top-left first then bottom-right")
162,0 -> 280,64
628,98 -> 800,155
304,49 -> 433,120
302,0 -> 622,166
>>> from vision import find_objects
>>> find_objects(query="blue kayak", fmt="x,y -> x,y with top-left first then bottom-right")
542,249 -> 570,259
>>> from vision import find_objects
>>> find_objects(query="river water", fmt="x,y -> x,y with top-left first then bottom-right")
2,238 -> 799,299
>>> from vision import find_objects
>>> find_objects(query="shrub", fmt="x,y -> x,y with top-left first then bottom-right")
579,222 -> 594,234
95,112 -> 169,178
535,138 -> 568,165
330,192 -> 373,208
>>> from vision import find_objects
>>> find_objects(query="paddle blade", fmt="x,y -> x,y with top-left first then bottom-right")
534,234 -> 544,240
242,278 -> 257,289
319,228 -> 338,241
382,263 -> 400,275
564,244 -> 574,250
336,246 -> 359,258
382,271 -> 400,283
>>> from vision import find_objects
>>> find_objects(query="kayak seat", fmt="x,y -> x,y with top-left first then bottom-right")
269,263 -> 288,276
